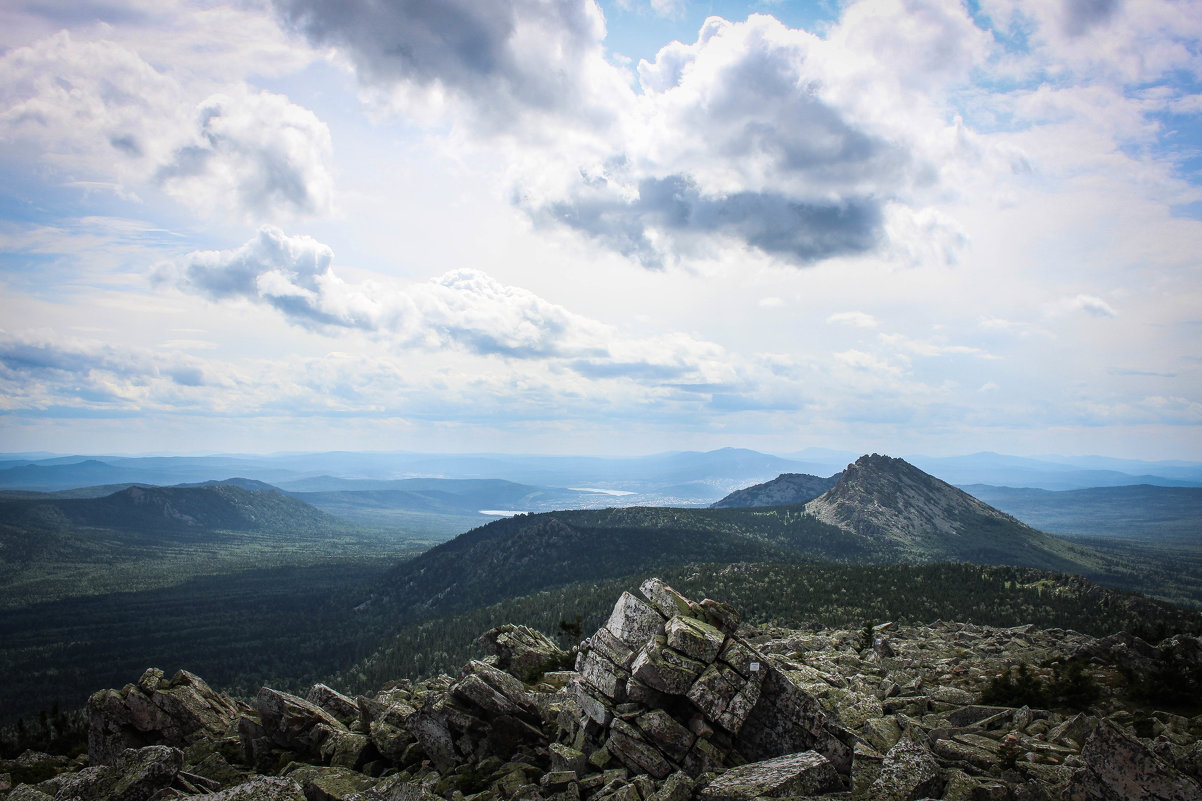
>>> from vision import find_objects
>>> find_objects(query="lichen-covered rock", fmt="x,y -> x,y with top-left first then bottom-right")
631,637 -> 706,695
1062,718 -> 1202,801
664,616 -> 725,664
478,624 -> 570,683
256,687 -> 347,754
307,684 -> 361,726
633,710 -> 694,763
639,579 -> 695,620
606,592 -> 666,650
851,742 -> 885,800
53,745 -> 182,801
579,651 -> 629,702
607,719 -> 675,779
698,751 -> 841,801
737,660 -> 854,772
285,764 -> 378,801
869,731 -> 941,801
30,579 -> 1202,801
87,669 -> 244,765
203,775 -> 307,800
5,785 -> 53,801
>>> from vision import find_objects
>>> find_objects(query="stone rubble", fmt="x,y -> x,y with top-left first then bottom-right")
3,581 -> 1201,801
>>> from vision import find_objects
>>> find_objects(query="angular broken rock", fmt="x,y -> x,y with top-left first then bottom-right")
306,684 -> 361,726
640,578 -> 695,619
256,686 -> 346,753
738,660 -> 854,772
477,624 -> 570,683
633,709 -> 695,763
606,592 -> 666,650
87,668 -> 244,765
698,751 -> 841,801
202,775 -> 306,801
868,731 -> 941,801
1062,718 -> 1202,801
631,637 -> 706,695
665,616 -> 725,663
53,745 -> 182,801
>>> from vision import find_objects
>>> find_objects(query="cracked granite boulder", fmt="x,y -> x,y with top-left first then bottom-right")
569,578 -> 855,779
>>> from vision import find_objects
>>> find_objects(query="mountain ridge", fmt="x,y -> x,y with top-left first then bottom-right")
710,472 -> 841,508
370,454 -> 1102,624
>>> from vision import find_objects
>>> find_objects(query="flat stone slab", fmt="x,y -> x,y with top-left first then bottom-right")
698,750 -> 840,800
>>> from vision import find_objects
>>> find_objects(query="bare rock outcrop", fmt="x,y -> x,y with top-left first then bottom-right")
86,668 -> 246,765
10,579 -> 1202,801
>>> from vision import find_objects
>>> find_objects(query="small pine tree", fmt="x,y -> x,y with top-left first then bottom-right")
860,620 -> 875,651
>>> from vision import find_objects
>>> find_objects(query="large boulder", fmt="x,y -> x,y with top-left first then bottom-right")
570,579 -> 857,780
478,624 -> 570,682
87,668 -> 245,765
698,751 -> 841,800
1062,718 -> 1202,801
256,687 -> 346,752
867,731 -> 941,801
52,745 -> 182,801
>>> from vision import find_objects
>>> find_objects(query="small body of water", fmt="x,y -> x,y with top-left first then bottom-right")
479,509 -> 528,517
570,487 -> 636,496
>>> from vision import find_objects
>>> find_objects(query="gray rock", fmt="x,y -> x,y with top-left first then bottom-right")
606,720 -> 674,780
306,684 -> 361,726
550,743 -> 587,776
202,775 -> 307,800
737,661 -> 854,772
665,616 -> 726,664
869,732 -> 941,801
591,627 -> 638,671
53,745 -> 181,801
606,592 -> 667,650
633,709 -> 695,763
640,579 -> 695,620
851,741 -> 884,801
698,751 -> 841,800
478,624 -> 570,683
1063,717 -> 1202,801
650,771 -> 694,801
579,651 -> 630,702
284,764 -> 377,801
256,687 -> 347,754
87,669 -> 243,765
7,785 -> 53,801
631,638 -> 706,695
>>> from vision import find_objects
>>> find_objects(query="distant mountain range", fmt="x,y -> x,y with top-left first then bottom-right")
0,483 -> 341,546
371,454 -> 1098,622
2,447 -> 1200,497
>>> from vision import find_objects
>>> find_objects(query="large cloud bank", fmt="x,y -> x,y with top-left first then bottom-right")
271,0 -> 991,268
0,30 -> 332,221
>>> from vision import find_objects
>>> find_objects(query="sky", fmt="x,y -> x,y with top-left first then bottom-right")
0,0 -> 1200,460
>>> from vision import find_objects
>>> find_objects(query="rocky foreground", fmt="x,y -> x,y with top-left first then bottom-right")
3,579 -> 1201,801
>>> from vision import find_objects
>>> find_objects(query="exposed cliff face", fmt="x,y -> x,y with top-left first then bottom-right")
710,473 -> 841,509
9,579 -> 1202,801
804,454 -> 1033,544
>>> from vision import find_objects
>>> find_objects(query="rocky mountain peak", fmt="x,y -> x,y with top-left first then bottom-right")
805,453 -> 1030,543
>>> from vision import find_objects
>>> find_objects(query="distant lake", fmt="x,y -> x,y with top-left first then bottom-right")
570,487 -> 635,496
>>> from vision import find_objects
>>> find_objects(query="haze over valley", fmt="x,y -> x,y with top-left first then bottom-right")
2,0 -> 1201,797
